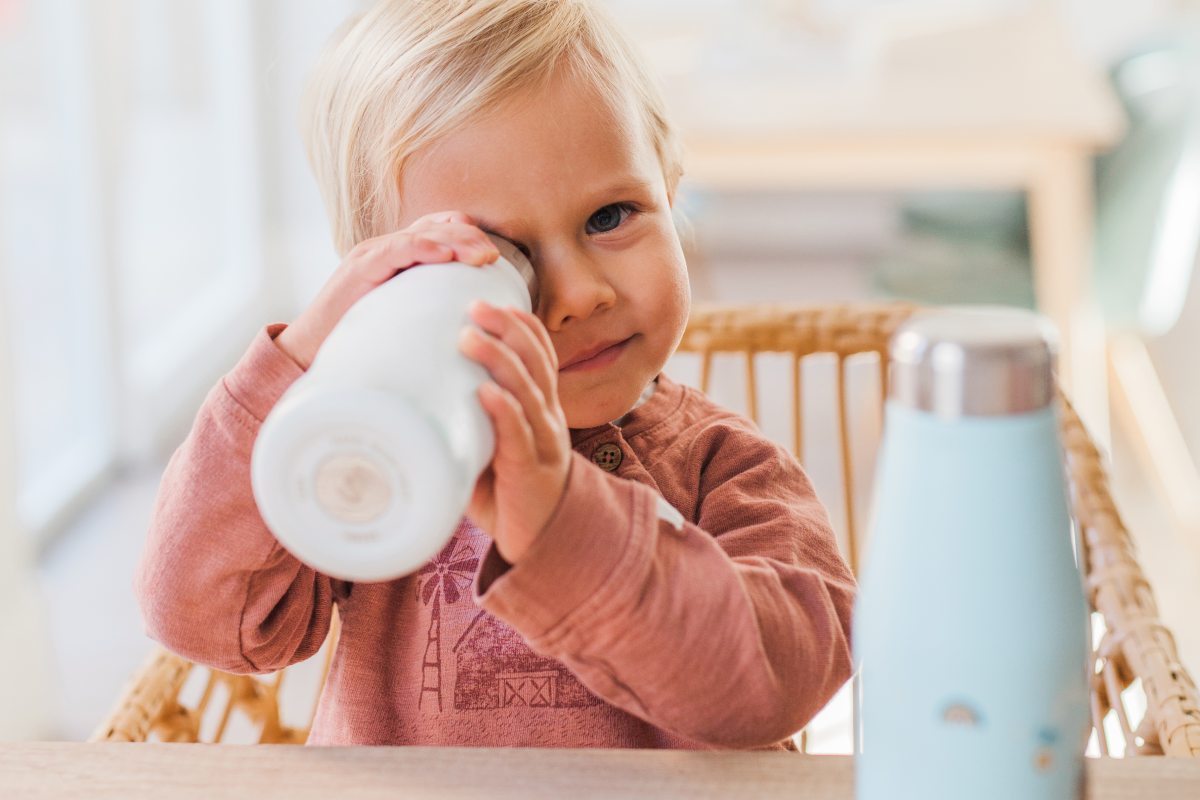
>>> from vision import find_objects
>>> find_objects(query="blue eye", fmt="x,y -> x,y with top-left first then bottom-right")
586,203 -> 631,234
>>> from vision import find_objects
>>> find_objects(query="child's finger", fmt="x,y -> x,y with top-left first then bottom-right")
467,302 -> 557,402
345,230 -> 480,285
478,381 -> 536,465
404,219 -> 493,247
459,328 -> 560,448
511,309 -> 559,373
348,224 -> 497,283
404,224 -> 499,267
409,210 -> 475,227
343,234 -> 453,284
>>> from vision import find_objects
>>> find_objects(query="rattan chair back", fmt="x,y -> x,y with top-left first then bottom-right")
91,611 -> 338,744
94,302 -> 1200,757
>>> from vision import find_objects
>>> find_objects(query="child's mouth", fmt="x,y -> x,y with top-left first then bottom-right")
559,336 -> 634,373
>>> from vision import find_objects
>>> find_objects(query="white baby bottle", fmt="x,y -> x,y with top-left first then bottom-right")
250,236 -> 537,582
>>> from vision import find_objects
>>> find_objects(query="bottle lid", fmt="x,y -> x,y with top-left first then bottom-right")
889,306 -> 1058,418
488,234 -> 538,307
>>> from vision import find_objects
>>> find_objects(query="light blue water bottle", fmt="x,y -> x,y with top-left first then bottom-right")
855,307 -> 1090,800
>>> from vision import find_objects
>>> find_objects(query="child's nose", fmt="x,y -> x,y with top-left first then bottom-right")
535,249 -> 617,330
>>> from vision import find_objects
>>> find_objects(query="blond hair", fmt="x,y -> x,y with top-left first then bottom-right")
300,0 -> 684,257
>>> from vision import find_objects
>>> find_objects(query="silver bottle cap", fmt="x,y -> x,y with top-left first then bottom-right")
889,306 -> 1058,418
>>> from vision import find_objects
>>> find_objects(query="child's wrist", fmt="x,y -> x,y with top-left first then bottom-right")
494,459 -> 571,564
273,326 -> 314,370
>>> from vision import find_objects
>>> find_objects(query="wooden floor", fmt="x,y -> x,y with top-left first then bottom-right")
4,744 -> 1200,799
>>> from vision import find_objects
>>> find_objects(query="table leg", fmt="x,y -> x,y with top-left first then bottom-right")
1027,147 -> 1111,450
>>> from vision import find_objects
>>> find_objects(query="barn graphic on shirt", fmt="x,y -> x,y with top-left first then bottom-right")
452,610 -> 602,710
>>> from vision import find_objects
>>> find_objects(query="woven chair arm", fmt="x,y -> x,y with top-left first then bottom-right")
1059,396 -> 1200,756
90,646 -> 195,743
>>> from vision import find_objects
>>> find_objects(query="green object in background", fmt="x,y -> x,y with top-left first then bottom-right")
1095,41 -> 1200,336
874,42 -> 1200,331
872,190 -> 1035,309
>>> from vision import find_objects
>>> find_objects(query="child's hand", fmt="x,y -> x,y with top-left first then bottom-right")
275,211 -> 498,370
459,301 -> 571,564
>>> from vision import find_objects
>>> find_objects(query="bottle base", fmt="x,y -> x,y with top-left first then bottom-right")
251,386 -> 467,581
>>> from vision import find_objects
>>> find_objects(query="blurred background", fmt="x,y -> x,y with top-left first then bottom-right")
2,0 -> 1200,755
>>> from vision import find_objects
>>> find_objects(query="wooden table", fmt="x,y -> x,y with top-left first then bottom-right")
4,744 -> 1200,799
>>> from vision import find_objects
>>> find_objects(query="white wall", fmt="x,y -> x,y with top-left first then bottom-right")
0,0 -> 372,548
258,0 -> 364,314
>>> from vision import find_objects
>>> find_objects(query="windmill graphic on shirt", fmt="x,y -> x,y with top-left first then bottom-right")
415,535 -> 479,712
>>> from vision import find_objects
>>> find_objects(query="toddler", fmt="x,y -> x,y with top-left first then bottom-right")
135,0 -> 855,749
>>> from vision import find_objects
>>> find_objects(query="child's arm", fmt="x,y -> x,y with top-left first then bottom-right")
476,434 -> 853,750
134,324 -> 339,673
135,214 -> 500,673
462,304 -> 853,749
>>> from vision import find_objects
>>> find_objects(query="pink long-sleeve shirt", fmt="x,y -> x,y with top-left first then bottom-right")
134,325 -> 855,749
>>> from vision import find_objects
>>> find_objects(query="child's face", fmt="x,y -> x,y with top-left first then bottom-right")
399,72 -> 691,429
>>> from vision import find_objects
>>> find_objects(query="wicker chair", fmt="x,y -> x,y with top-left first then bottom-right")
93,302 -> 1200,757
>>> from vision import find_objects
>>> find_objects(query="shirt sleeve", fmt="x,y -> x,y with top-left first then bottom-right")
474,425 -> 856,749
133,324 -> 343,674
